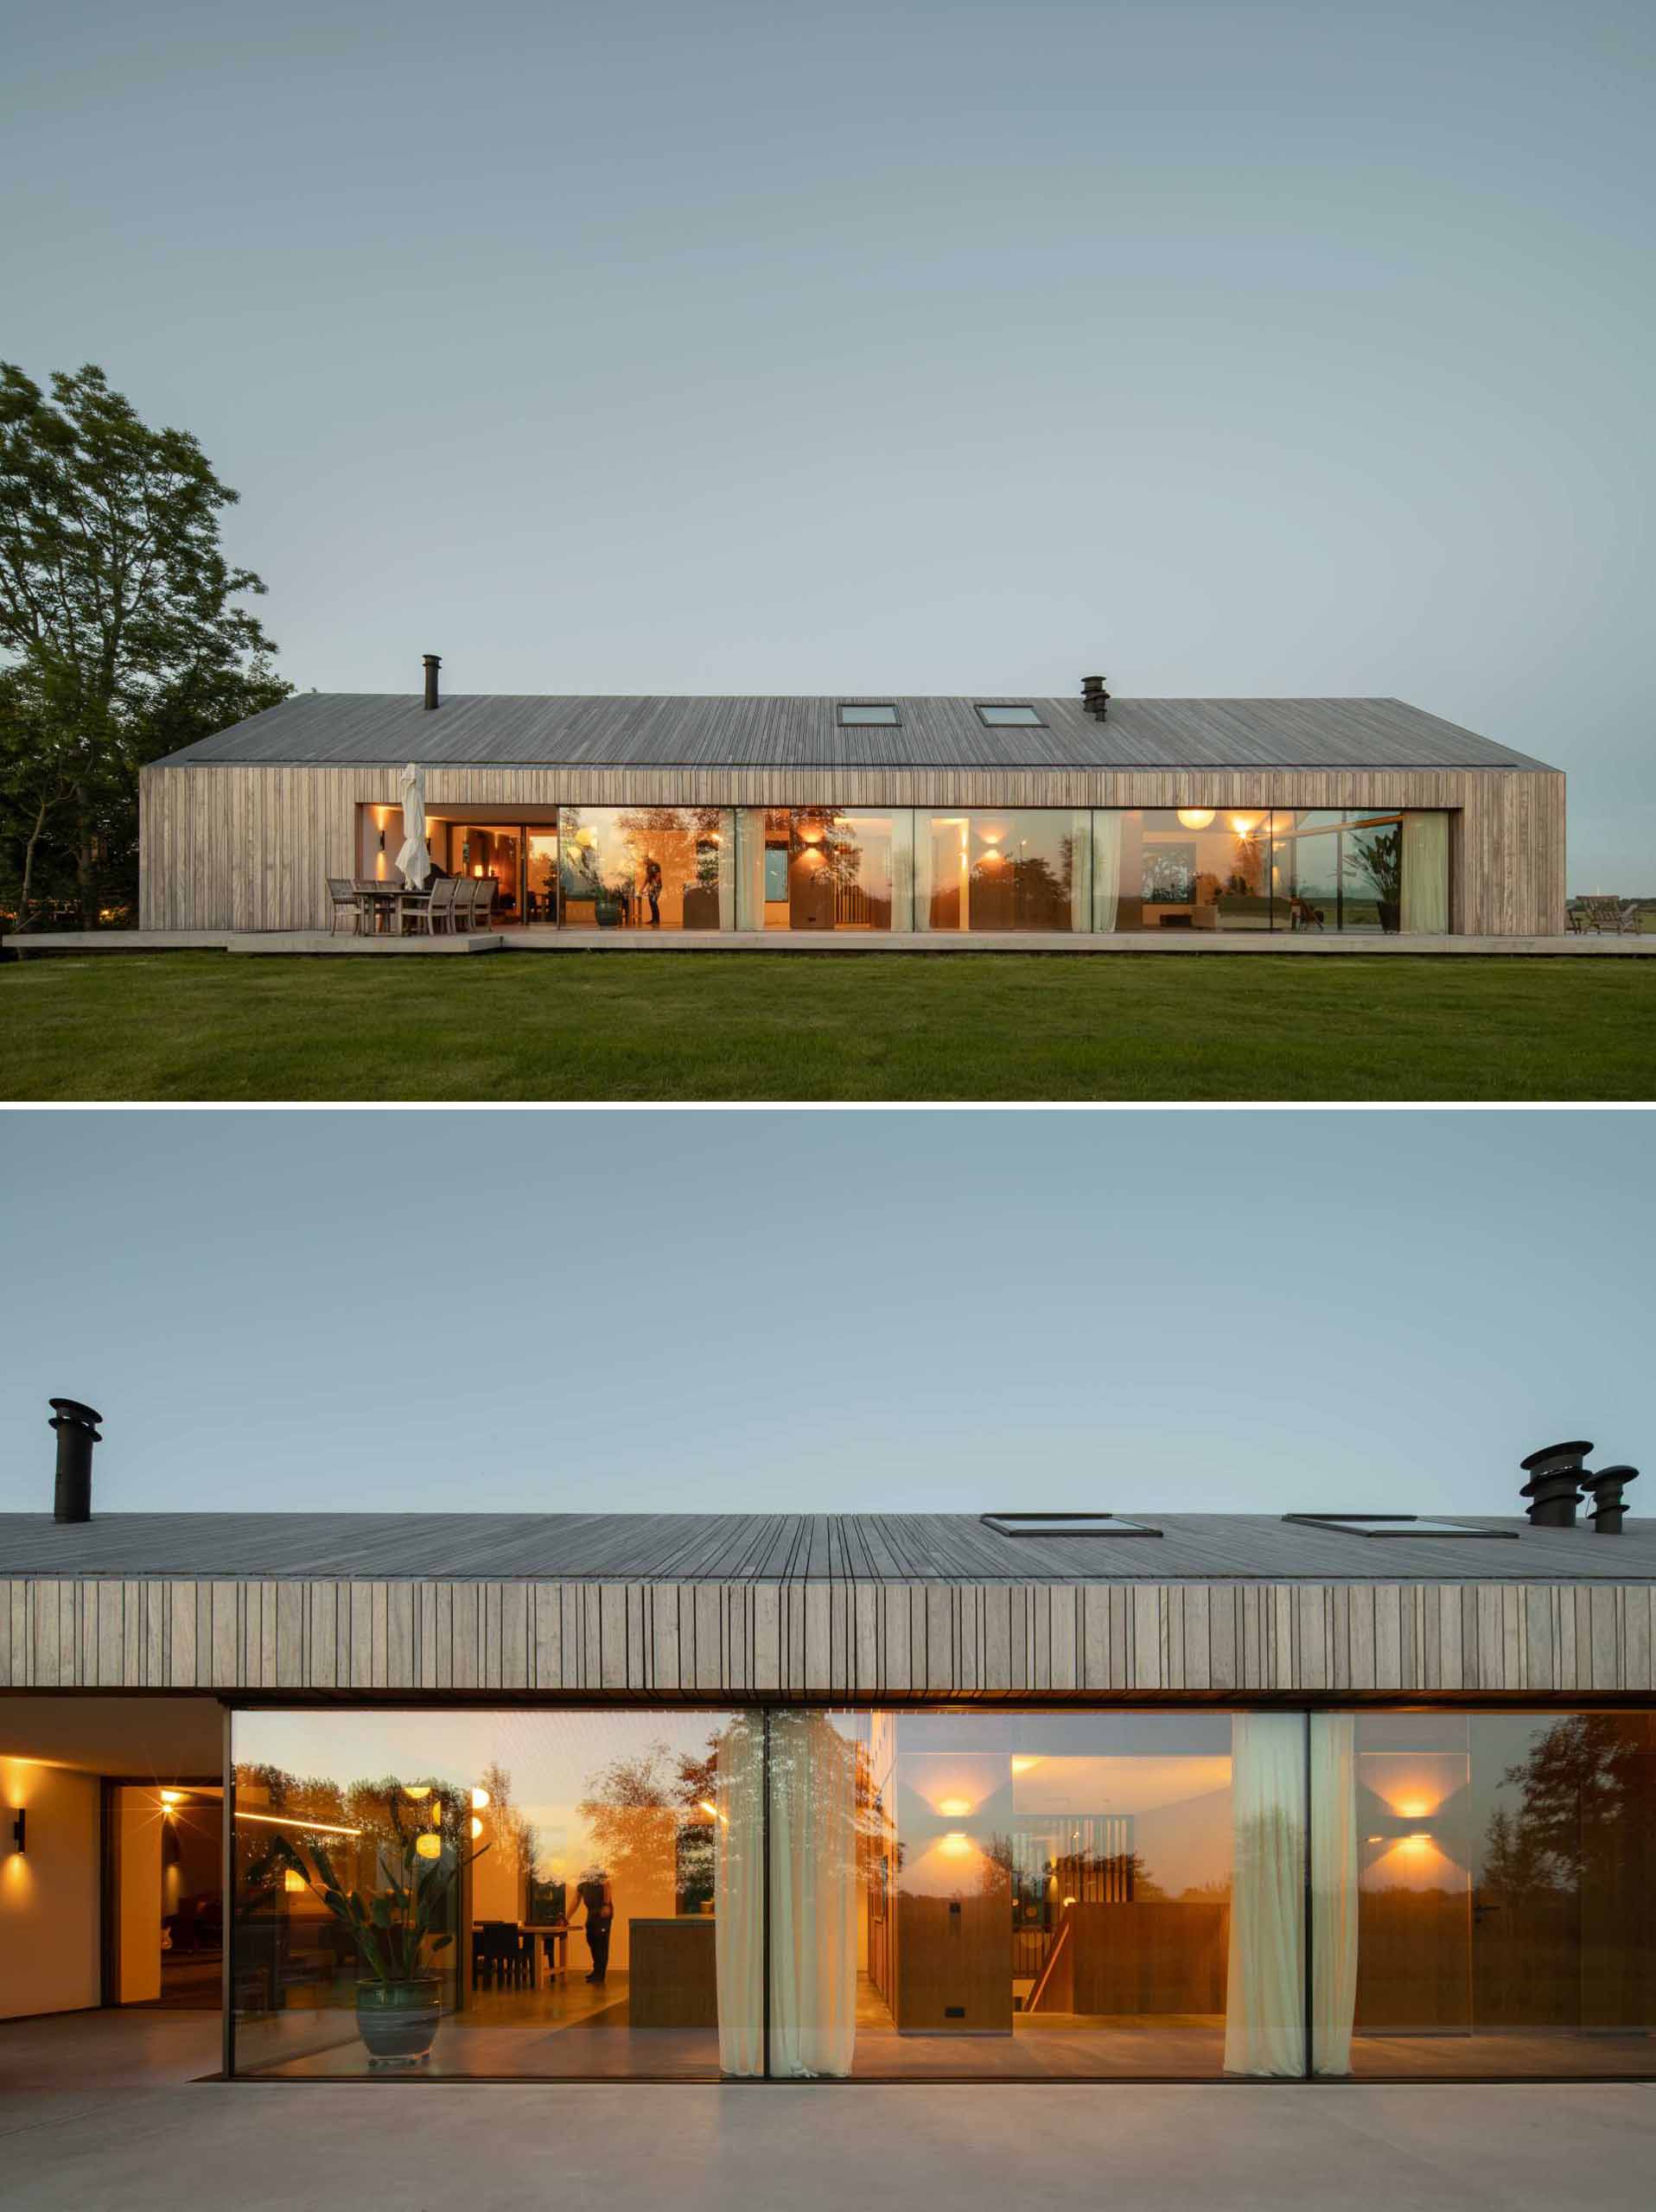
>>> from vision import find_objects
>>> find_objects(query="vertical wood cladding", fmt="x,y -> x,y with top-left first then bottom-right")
139,764 -> 1566,936
5,1578 -> 1650,1697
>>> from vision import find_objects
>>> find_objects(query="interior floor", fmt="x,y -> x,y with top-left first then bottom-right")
232,1969 -> 1656,2082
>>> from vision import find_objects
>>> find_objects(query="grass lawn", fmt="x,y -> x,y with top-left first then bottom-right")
3,950 -> 1653,1102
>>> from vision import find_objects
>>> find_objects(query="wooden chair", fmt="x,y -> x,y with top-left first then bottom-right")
451,879 -> 478,930
327,878 -> 360,935
426,878 -> 458,934
472,880 -> 498,931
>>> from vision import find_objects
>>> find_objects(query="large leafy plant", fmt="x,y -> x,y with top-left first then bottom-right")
261,1800 -> 488,1985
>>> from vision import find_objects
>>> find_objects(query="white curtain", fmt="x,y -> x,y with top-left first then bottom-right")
1401,811 -> 1449,934
734,810 -> 767,933
890,810 -> 916,931
1224,1713 -> 1307,2076
1068,809 -> 1092,932
716,809 -> 737,931
713,1713 -> 765,2077
1310,1714 -> 1360,2076
1092,810 -> 1123,932
768,1710 -> 858,2078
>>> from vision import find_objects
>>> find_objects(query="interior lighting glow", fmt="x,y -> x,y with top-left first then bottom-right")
471,1788 -> 491,1811
416,1833 -> 443,1860
237,1809 -> 364,1838
1175,809 -> 1216,830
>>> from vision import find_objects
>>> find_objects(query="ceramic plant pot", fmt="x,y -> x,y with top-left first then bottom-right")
355,1977 -> 442,2067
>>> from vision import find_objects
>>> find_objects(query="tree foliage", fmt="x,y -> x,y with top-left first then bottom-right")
0,362 -> 289,924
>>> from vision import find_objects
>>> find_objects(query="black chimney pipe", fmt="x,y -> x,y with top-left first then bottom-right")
1080,675 -> 1109,722
49,1397 -> 104,1523
1519,1439 -> 1592,1529
1585,1465 -> 1639,1535
423,653 -> 441,711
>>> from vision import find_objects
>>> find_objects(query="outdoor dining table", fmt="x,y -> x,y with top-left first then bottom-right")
355,884 -> 431,936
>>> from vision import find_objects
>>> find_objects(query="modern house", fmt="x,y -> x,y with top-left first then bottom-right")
137,664 -> 1567,936
3,1415 -> 1650,2084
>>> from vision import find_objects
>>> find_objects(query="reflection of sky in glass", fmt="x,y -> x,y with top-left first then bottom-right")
239,1708 -> 730,1885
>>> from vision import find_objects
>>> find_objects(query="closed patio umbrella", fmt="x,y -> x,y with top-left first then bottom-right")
395,762 -> 430,889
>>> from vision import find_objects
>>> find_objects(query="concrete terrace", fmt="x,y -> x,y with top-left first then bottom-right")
0,2013 -> 1652,2212
10,930 -> 1655,958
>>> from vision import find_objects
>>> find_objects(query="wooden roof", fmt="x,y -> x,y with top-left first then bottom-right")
2,1512 -> 1647,1585
150,694 -> 1551,774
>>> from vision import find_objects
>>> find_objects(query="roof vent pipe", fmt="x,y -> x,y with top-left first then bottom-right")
1585,1465 -> 1639,1535
49,1398 -> 104,1523
423,653 -> 441,711
1519,1439 -> 1591,1529
1080,675 -> 1109,721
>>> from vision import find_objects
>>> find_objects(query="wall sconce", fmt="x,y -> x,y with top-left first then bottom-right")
7,1807 -> 22,1854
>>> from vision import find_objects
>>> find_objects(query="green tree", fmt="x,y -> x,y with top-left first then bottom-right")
0,362 -> 289,923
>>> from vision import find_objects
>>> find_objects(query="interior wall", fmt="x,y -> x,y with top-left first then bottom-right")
118,1787 -> 164,2003
0,1759 -> 100,2018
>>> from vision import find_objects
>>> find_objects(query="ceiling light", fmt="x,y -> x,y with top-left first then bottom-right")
1175,809 -> 1216,830
403,1785 -> 431,1802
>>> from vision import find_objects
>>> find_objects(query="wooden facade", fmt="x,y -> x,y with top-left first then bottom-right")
138,761 -> 1568,937
6,1573 -> 1649,1701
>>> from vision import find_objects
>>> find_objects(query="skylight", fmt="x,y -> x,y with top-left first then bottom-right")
983,1512 -> 1161,1539
837,702 -> 901,726
975,703 -> 1044,728
1283,1515 -> 1517,1540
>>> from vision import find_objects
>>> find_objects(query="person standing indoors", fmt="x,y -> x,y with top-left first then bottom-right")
577,1866 -> 615,1985
642,858 -> 664,926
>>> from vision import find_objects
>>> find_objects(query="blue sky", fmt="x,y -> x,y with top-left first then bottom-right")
3,0 -> 1651,887
1,1109 -> 1647,1519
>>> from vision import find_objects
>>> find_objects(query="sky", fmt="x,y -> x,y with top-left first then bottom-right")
1,1109 -> 1647,1520
2,0 -> 1650,888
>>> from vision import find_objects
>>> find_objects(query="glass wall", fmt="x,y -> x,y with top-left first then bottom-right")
735,808 -> 913,932
557,807 -> 735,930
231,1703 -> 1655,2082
1313,1711 -> 1656,2077
232,1708 -> 759,2078
766,1708 -> 1303,2079
1098,808 -> 1452,933
915,810 -> 1091,932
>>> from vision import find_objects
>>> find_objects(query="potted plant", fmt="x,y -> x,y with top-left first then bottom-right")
260,1804 -> 487,2069
1346,825 -> 1402,932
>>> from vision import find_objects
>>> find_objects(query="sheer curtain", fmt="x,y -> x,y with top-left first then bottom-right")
1067,810 -> 1092,932
734,810 -> 767,933
716,809 -> 737,930
1092,811 -> 1123,932
713,1713 -> 765,2076
1224,1713 -> 1307,2076
1311,1714 -> 1360,2076
768,1710 -> 858,2077
890,810 -> 916,931
1400,811 -> 1450,934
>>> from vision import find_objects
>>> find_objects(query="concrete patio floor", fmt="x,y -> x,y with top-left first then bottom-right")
10,927 -> 1655,957
2,2012 -> 1653,2210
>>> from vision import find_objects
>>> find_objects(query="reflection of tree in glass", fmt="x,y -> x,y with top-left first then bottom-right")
1483,1715 -> 1656,1897
579,1734 -> 725,1903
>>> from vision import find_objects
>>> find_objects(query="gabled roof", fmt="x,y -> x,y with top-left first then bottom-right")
0,1511 -> 1645,1584
150,694 -> 1552,773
